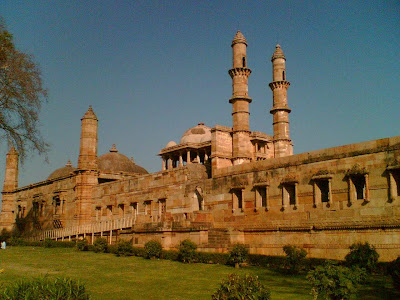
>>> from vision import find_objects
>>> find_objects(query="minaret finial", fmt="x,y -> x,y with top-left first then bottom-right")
110,144 -> 118,152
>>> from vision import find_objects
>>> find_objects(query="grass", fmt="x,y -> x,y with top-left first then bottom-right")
0,247 -> 397,299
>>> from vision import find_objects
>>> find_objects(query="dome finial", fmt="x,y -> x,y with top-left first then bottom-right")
271,44 -> 285,61
81,105 -> 98,120
65,159 -> 72,167
231,30 -> 247,46
130,156 -> 135,164
110,144 -> 118,152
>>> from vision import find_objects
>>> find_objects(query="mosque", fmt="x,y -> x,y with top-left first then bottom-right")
1,31 -> 399,261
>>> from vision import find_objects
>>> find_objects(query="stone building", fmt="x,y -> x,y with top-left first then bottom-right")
1,31 -> 399,261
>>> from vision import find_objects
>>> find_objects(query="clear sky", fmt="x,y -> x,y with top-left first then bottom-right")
0,1 -> 399,188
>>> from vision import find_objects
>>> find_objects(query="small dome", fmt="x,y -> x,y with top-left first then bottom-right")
98,144 -> 148,175
166,141 -> 177,148
48,160 -> 76,180
271,44 -> 285,61
232,30 -> 247,46
180,123 -> 211,144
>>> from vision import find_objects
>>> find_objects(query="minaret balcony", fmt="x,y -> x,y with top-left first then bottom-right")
228,67 -> 252,78
269,80 -> 290,90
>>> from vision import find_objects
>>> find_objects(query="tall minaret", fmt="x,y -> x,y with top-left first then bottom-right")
78,105 -> 98,170
229,31 -> 253,165
76,106 -> 98,225
2,147 -> 18,192
0,146 -> 19,230
269,45 -> 293,157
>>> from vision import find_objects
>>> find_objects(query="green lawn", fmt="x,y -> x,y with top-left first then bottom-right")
0,247 -> 397,299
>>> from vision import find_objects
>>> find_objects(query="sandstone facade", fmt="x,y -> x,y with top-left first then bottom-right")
1,31 -> 399,261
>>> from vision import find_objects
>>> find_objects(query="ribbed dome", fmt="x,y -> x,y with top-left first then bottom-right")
180,123 -> 211,144
98,144 -> 148,175
271,44 -> 285,61
48,160 -> 76,180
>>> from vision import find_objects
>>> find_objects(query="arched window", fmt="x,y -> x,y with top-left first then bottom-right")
282,70 -> 285,80
242,57 -> 246,67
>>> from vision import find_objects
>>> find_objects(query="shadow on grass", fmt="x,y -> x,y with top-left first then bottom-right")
357,275 -> 399,300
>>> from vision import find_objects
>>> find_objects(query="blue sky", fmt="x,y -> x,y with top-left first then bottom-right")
1,1 -> 399,188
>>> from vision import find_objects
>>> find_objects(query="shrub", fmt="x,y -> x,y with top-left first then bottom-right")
178,239 -> 197,263
196,252 -> 228,265
0,229 -> 11,243
389,256 -> 400,290
76,239 -> 89,251
0,276 -> 90,299
130,246 -> 145,257
116,240 -> 134,256
108,244 -> 119,255
345,242 -> 379,273
161,249 -> 179,261
144,240 -> 162,259
43,239 -> 75,248
212,273 -> 271,300
283,245 -> 307,274
7,236 -> 27,246
227,244 -> 248,268
307,262 -> 366,300
93,238 -> 108,253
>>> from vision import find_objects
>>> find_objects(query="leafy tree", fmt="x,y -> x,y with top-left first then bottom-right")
283,245 -> 307,274
307,262 -> 366,300
389,256 -> 400,291
0,19 -> 48,162
345,242 -> 379,273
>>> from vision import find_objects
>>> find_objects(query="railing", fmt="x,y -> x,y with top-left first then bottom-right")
31,216 -> 135,241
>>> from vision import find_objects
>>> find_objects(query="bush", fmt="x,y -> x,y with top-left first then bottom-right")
116,240 -> 134,256
161,249 -> 179,261
227,244 -> 248,268
93,238 -> 108,253
108,244 -> 119,255
283,245 -> 307,274
389,256 -> 400,290
130,246 -> 145,257
0,276 -> 90,299
178,239 -> 197,263
196,252 -> 228,265
43,239 -> 75,248
144,240 -> 162,259
0,229 -> 11,243
212,273 -> 271,300
345,242 -> 379,273
76,239 -> 89,251
307,262 -> 366,300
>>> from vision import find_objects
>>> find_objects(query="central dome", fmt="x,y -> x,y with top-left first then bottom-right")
180,123 -> 211,144
98,144 -> 148,175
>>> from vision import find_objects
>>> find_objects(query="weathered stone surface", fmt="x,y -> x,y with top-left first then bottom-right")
1,32 -> 399,261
